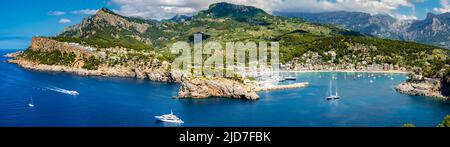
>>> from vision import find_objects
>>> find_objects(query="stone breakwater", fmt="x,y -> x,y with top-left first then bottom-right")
395,79 -> 449,100
256,82 -> 309,91
177,78 -> 260,100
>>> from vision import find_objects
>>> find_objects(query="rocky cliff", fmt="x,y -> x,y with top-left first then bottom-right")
441,75 -> 450,97
3,51 -> 23,58
177,77 -> 259,100
8,37 -> 186,83
30,37 -> 94,57
61,8 -> 151,39
395,79 -> 448,100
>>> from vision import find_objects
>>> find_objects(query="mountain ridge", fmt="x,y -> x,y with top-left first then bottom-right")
277,11 -> 450,49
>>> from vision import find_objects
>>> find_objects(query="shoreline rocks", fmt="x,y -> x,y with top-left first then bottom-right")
8,57 -> 260,100
177,77 -> 259,100
395,80 -> 449,100
7,58 -> 185,83
2,51 -> 23,58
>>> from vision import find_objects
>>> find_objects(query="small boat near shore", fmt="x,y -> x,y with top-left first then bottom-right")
28,96 -> 34,108
155,111 -> 184,124
284,76 -> 297,81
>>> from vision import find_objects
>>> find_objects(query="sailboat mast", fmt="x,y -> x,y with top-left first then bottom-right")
335,87 -> 338,96
329,78 -> 332,96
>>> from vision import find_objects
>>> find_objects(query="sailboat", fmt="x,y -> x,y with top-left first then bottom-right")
285,71 -> 297,81
28,96 -> 34,108
326,77 -> 341,100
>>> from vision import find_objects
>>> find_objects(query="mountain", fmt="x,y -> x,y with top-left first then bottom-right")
26,2 -> 449,72
196,2 -> 272,25
59,8 -> 155,50
277,11 -> 450,49
15,4 -> 450,81
406,12 -> 450,48
10,2 -> 450,98
56,2 -> 360,60
164,15 -> 192,22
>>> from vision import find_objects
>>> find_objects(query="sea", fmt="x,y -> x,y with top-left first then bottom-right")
1,49 -> 450,127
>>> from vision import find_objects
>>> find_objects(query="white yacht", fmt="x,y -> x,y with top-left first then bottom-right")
155,111 -> 184,124
326,77 -> 340,100
28,97 -> 34,108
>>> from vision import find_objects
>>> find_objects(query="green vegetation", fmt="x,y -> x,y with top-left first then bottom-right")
22,49 -> 101,70
403,115 -> 450,127
231,74 -> 244,83
51,35 -> 152,51
22,49 -> 76,66
278,35 -> 449,77
22,2 -> 450,81
402,124 -> 416,127
82,56 -> 100,70
437,115 -> 450,127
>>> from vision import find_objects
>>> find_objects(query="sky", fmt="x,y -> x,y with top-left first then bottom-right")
1,0 -> 449,49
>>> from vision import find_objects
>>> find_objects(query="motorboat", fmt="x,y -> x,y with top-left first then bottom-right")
28,96 -> 34,108
67,91 -> 79,96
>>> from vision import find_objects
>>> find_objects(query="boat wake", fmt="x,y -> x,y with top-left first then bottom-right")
46,86 -> 79,96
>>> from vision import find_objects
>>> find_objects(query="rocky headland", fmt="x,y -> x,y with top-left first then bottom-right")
2,51 -> 23,58
7,37 -> 187,83
177,77 -> 259,100
395,73 -> 450,100
395,80 -> 447,99
6,37 -> 263,100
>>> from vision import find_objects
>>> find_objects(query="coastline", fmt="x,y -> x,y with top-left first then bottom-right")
6,58 -> 185,83
395,80 -> 449,100
8,50 -> 447,101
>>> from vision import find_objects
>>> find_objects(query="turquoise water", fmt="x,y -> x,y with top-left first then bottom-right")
1,49 -> 450,127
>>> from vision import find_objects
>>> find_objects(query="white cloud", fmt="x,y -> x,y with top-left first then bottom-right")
59,18 -> 72,24
111,0 -> 282,20
71,9 -> 99,15
48,11 -> 65,16
110,0 -> 420,20
434,0 -> 450,13
277,0 -> 420,20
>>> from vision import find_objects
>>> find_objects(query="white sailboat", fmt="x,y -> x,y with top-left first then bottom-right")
284,71 -> 297,81
28,96 -> 34,108
326,77 -> 341,100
